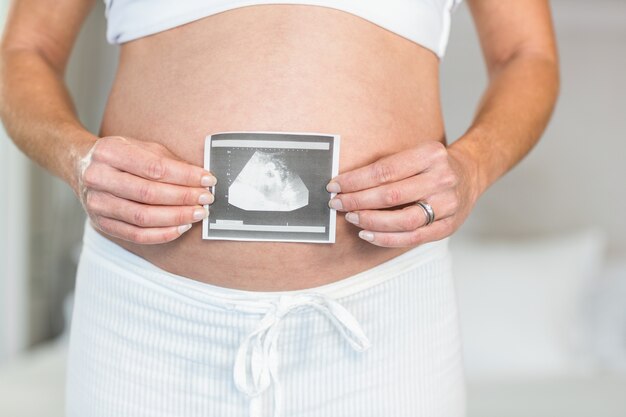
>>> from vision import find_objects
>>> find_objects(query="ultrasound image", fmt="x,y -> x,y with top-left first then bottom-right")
229,150 -> 309,211
202,131 -> 340,243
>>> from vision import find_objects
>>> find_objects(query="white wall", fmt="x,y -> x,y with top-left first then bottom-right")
0,135 -> 29,364
442,0 -> 626,258
0,2 -> 29,363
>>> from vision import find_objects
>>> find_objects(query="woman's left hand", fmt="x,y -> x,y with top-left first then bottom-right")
325,140 -> 481,247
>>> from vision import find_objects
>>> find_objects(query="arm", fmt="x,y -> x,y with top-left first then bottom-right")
324,0 -> 559,247
0,0 -> 98,190
0,0 -> 216,244
449,0 -> 560,198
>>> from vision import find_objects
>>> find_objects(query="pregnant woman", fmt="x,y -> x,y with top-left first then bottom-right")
0,0 -> 559,416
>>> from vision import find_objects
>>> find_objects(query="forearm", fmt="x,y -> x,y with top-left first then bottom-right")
0,48 -> 98,192
448,51 -> 560,198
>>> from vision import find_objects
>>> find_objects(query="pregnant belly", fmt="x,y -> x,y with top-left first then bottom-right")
99,4 -> 446,291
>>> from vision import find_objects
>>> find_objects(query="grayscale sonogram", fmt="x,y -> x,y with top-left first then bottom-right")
202,131 -> 340,243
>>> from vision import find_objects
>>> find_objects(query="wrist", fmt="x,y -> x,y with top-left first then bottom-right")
58,124 -> 99,194
446,138 -> 487,203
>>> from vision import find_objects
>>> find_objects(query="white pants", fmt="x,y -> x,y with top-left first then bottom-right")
66,222 -> 466,417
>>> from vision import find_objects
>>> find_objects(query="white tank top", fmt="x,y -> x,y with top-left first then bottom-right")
102,0 -> 462,58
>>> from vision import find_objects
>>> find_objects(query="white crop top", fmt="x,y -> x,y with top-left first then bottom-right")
102,0 -> 462,58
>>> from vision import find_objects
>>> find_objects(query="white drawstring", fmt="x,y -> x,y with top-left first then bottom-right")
233,292 -> 372,417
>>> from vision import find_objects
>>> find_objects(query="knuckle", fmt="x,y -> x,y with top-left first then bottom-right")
440,170 -> 459,188
148,141 -> 167,152
185,167 -> 197,186
451,172 -> 460,187
383,187 -> 402,206
91,138 -> 115,162
129,229 -> 148,244
344,195 -> 360,211
373,234 -> 388,246
372,162 -> 395,184
428,142 -> 447,161
84,191 -> 99,212
178,208 -> 191,225
95,216 -> 110,232
181,188 -> 195,205
442,217 -> 456,233
161,231 -> 180,244
146,158 -> 166,180
106,135 -> 127,142
383,235 -> 399,247
448,196 -> 460,213
89,215 -> 101,229
430,140 -> 446,152
342,175 -> 358,193
403,211 -> 422,230
138,183 -> 154,202
132,209 -> 148,226
82,165 -> 100,188
408,231 -> 423,245
89,141 -> 105,162
356,212 -> 368,228
184,169 -> 193,186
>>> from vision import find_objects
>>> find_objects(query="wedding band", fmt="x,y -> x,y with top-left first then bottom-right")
415,200 -> 435,226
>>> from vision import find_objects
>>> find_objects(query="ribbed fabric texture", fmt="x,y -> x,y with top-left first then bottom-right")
66,223 -> 466,417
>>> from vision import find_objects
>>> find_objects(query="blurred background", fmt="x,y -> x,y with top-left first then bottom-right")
1,0 -> 625,416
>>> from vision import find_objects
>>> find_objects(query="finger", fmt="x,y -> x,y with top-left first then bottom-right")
83,164 -> 215,206
326,141 -> 447,193
344,193 -> 457,232
85,190 -> 209,227
356,217 -> 454,248
329,172 -> 439,212
91,137 -> 216,187
91,216 -> 194,245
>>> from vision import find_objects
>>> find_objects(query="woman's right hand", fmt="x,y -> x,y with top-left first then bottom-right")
74,136 -> 216,244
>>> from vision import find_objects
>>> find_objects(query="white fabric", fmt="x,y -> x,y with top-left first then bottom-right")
101,0 -> 463,58
66,221 -> 466,416
232,292 -> 372,417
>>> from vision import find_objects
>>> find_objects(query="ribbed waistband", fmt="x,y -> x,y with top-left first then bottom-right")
81,220 -> 449,313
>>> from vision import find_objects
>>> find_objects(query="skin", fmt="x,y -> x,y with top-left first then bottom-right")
0,0 -> 558,288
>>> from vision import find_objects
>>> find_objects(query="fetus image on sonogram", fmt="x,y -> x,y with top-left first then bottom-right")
228,150 -> 309,211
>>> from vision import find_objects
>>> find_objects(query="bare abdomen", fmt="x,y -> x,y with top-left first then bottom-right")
98,4 -> 446,291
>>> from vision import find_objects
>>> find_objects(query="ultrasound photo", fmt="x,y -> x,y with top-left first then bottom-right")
202,131 -> 340,243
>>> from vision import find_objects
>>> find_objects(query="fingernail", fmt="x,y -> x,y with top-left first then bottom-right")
201,175 -> 217,187
193,207 -> 208,221
328,198 -> 343,210
359,230 -> 374,242
345,212 -> 359,224
199,193 -> 214,205
178,224 -> 192,234
326,182 -> 341,193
